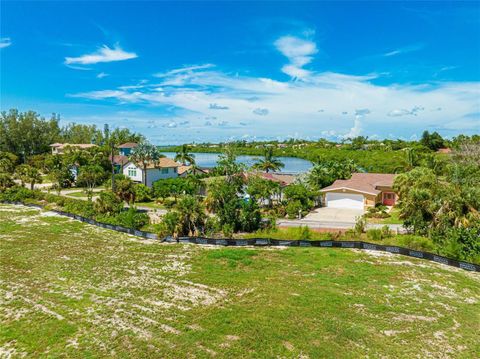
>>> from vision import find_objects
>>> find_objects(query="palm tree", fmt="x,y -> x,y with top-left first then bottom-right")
174,144 -> 195,165
252,146 -> 284,173
129,142 -> 164,186
15,164 -> 42,190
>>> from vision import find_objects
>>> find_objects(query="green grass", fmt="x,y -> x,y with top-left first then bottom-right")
64,191 -> 89,198
134,201 -> 166,209
367,207 -> 404,225
1,203 -> 479,358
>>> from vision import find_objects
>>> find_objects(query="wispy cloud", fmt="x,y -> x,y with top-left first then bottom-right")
97,72 -> 109,79
154,64 -> 215,78
69,37 -> 479,141
0,38 -> 12,49
274,33 -> 317,80
383,43 -> 424,57
65,44 -> 137,65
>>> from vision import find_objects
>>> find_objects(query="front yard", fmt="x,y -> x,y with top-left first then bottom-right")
1,204 -> 479,358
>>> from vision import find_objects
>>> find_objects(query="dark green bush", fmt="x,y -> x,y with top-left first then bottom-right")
134,184 -> 152,202
286,200 -> 303,219
63,198 -> 96,218
97,208 -> 149,230
0,186 -> 35,202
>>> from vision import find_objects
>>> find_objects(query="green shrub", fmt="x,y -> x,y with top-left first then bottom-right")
433,225 -> 480,264
366,229 -> 382,241
0,186 -> 35,202
286,200 -> 303,219
158,211 -> 180,238
204,216 -> 221,236
134,184 -> 152,202
222,223 -> 234,238
381,225 -> 393,238
94,191 -> 123,215
96,208 -> 149,230
63,198 -> 96,218
354,216 -> 366,235
163,198 -> 176,209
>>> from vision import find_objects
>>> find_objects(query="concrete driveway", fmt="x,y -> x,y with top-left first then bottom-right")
303,207 -> 364,224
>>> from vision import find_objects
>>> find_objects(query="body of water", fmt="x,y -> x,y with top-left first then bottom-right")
161,152 -> 312,174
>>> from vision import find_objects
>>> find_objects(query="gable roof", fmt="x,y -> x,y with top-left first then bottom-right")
118,142 -> 138,149
244,171 -> 297,187
109,154 -> 129,166
320,173 -> 396,196
125,157 -> 181,169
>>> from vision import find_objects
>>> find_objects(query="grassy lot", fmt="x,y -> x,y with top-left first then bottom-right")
1,204 -> 479,358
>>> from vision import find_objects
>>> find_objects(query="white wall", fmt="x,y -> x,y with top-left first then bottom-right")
123,163 -> 178,187
145,167 -> 178,187
123,163 -> 143,183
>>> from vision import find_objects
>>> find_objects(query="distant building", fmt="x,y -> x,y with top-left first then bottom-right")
436,148 -> 452,154
177,165 -> 210,177
50,143 -> 97,155
118,142 -> 138,156
123,158 -> 181,187
109,155 -> 130,174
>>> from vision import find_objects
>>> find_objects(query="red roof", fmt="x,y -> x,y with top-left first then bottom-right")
109,155 -> 129,166
118,142 -> 138,149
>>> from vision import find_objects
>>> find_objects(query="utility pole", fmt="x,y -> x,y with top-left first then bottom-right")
104,124 -> 116,193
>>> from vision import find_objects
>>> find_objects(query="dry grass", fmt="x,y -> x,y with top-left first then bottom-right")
1,204 -> 479,358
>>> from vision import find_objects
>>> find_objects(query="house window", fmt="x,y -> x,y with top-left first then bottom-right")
173,167 -> 177,173
128,168 -> 137,177
161,168 -> 169,174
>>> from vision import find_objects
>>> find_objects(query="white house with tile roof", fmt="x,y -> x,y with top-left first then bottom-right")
123,157 -> 181,187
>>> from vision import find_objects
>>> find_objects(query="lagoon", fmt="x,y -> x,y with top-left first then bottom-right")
161,152 -> 312,174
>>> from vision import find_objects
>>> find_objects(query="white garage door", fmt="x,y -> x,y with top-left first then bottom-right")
326,192 -> 364,210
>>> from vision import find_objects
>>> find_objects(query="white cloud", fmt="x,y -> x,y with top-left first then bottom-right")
383,43 -> 424,57
387,106 -> 424,117
65,44 -> 137,65
69,43 -> 480,141
97,72 -> 109,79
274,35 -> 317,80
0,38 -> 12,49
154,64 -> 215,78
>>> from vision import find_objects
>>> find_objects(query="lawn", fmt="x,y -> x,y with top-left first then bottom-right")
134,201 -> 166,210
1,204 -> 479,358
63,191 -> 89,198
367,207 -> 404,225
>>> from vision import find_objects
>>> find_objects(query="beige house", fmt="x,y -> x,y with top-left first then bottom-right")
50,143 -> 97,155
320,173 -> 397,210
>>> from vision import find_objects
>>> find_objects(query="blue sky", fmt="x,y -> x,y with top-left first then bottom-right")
1,1 -> 479,144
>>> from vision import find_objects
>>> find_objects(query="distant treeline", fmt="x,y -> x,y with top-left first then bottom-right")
0,109 -> 144,161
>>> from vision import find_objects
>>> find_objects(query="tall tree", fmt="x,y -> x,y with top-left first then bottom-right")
252,146 -> 284,173
0,109 -> 61,161
76,165 -> 106,200
129,142 -> 164,186
60,123 -> 102,144
174,144 -> 196,165
216,144 -> 244,183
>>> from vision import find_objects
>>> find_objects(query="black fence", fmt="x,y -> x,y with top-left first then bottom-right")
2,201 -> 479,272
